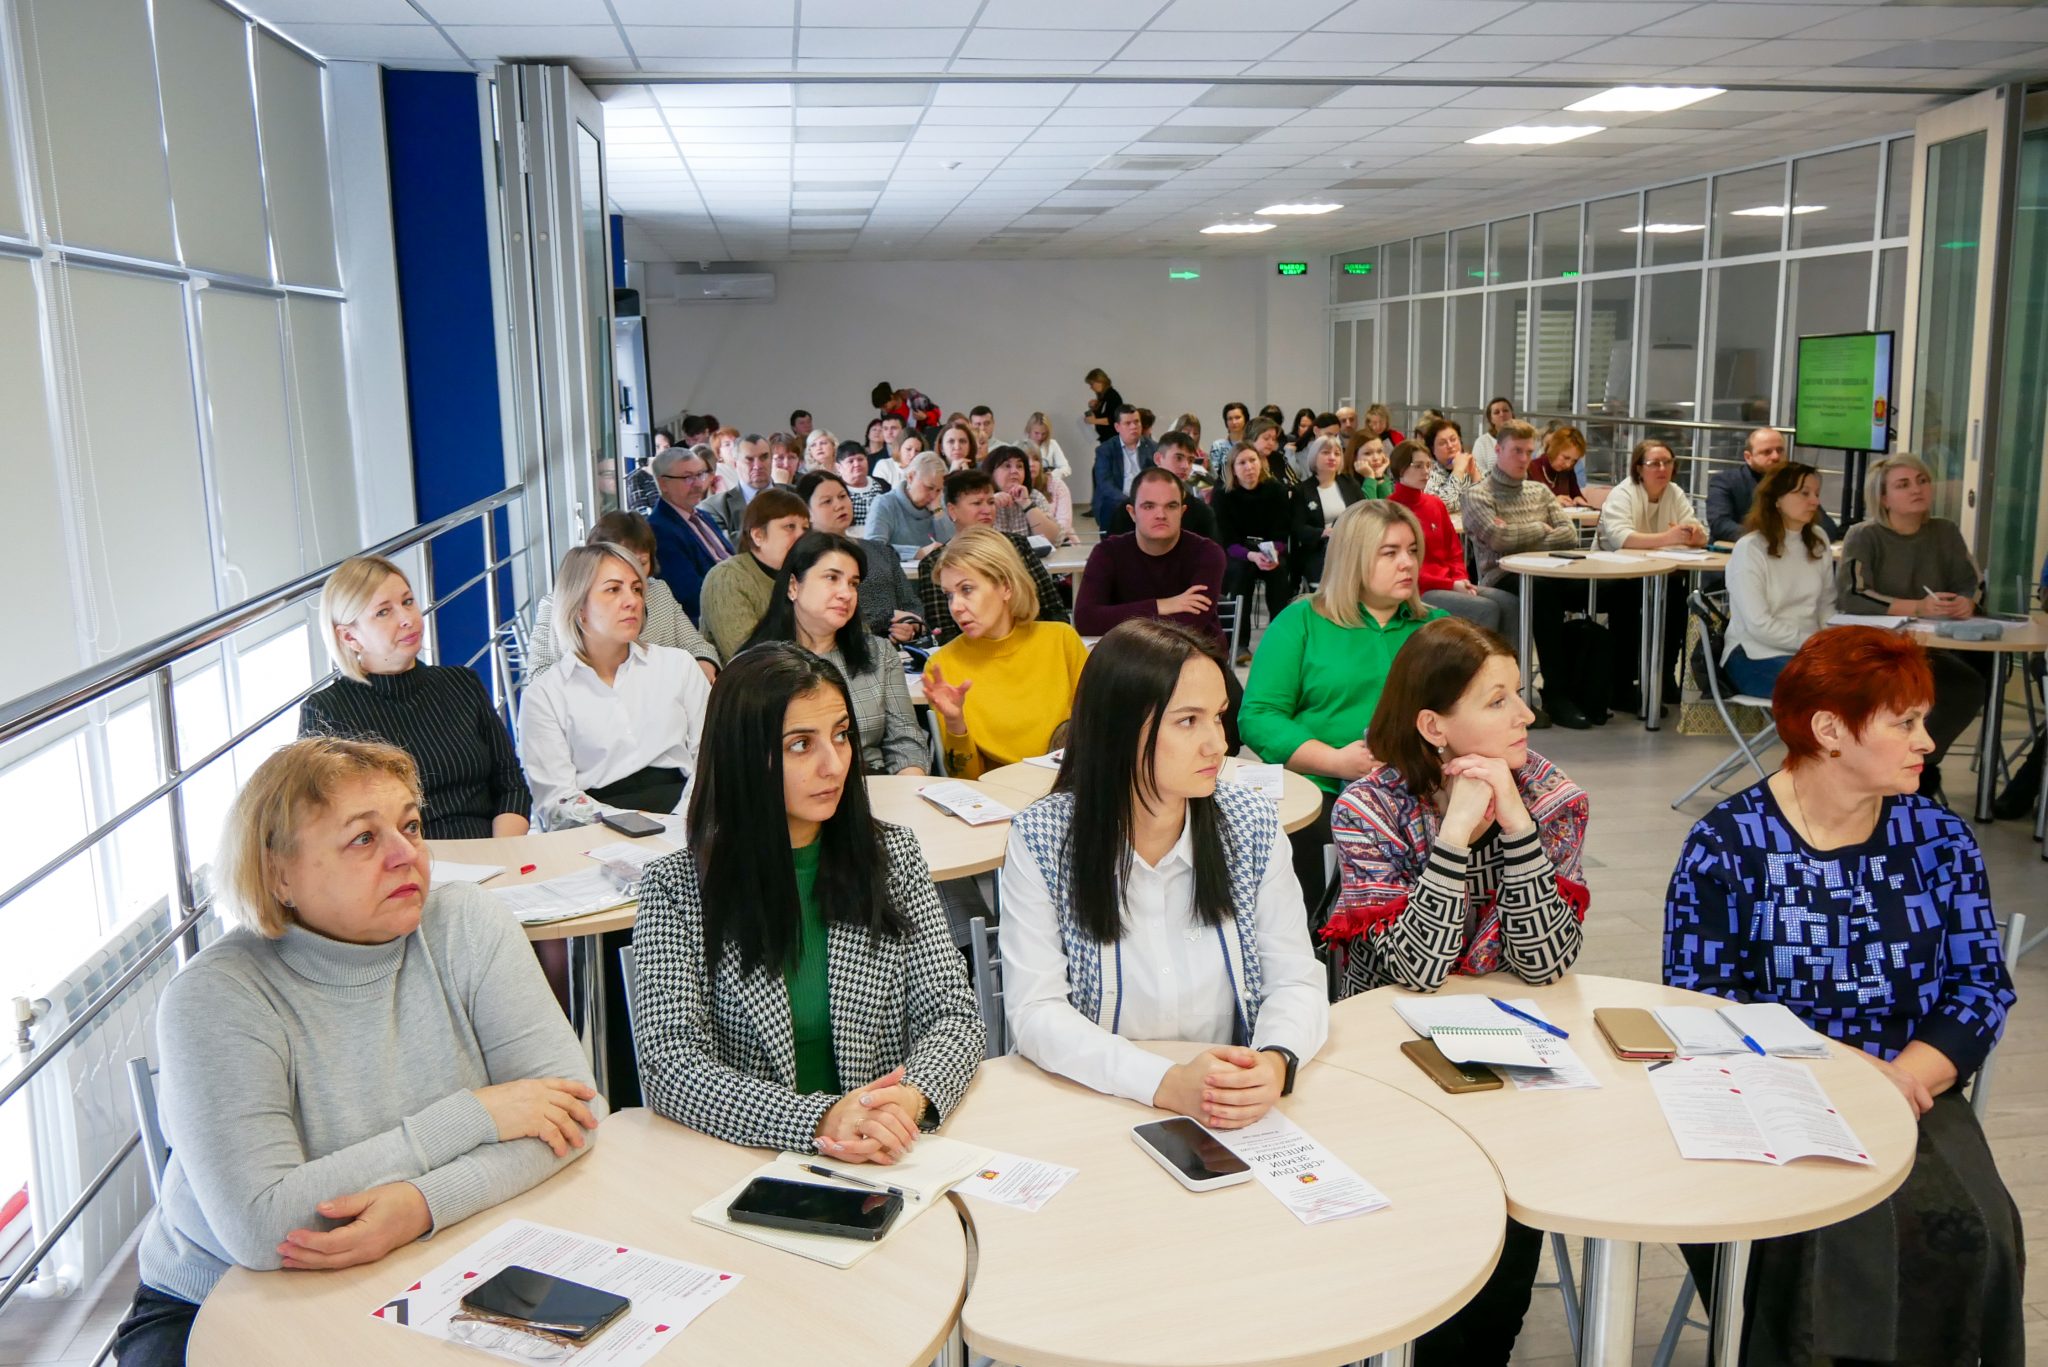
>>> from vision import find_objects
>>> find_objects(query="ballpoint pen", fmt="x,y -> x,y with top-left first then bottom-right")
799,1163 -> 907,1200
1738,1033 -> 1768,1057
1490,998 -> 1569,1039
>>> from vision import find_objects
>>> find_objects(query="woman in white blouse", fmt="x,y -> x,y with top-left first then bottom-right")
1593,438 -> 1709,712
516,542 -> 713,826
1019,410 -> 1070,479
1723,461 -> 1834,697
999,619 -> 1328,1129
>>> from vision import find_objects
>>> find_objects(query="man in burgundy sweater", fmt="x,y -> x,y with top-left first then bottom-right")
1076,468 -> 1227,644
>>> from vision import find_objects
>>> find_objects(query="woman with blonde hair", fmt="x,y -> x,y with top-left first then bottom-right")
300,555 -> 530,840
527,511 -> 720,683
516,542 -> 713,824
802,427 -> 839,472
922,527 -> 1089,778
114,738 -> 600,1366
1242,500 -> 1446,907
1018,409 -> 1071,479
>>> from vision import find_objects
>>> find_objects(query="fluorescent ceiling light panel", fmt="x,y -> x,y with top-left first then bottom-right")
1257,202 -> 1341,215
1566,86 -> 1724,114
1730,205 -> 1826,217
1200,221 -> 1275,234
1466,125 -> 1604,145
1621,223 -> 1706,233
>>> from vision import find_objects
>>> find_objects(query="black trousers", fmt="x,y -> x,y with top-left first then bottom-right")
1415,1217 -> 1544,1366
1926,650 -> 1991,769
1224,559 -> 1294,641
1597,574 -> 1689,700
114,1284 -> 197,1367
1286,787 -> 1340,925
1494,575 -> 1574,701
584,765 -> 684,1110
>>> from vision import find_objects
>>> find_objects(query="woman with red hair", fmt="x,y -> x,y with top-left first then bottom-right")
1665,625 -> 2021,1365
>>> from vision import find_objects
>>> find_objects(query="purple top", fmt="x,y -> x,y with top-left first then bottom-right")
1073,531 -> 1227,643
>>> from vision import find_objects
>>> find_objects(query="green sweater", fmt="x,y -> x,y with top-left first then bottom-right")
1240,598 -> 1446,793
783,840 -> 839,1094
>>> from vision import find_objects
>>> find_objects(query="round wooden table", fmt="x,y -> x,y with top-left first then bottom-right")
1904,611 -> 2048,822
945,1044 -> 1505,1367
978,755 -> 1326,835
187,1109 -> 969,1367
1319,974 -> 1919,1366
1498,550 -> 1678,729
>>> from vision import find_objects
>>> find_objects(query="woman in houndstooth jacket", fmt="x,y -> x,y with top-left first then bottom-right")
631,644 -> 983,1164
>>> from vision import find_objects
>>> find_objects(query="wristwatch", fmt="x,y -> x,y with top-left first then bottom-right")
1259,1045 -> 1299,1096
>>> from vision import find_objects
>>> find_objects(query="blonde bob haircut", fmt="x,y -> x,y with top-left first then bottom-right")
1866,452 -> 1935,530
1315,499 -> 1428,629
319,554 -> 412,683
553,542 -> 645,667
218,737 -> 422,937
928,525 -> 1041,626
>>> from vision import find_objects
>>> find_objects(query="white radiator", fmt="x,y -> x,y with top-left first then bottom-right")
19,905 -> 191,1299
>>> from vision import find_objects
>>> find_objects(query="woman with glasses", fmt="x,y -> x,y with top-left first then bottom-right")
1593,439 -> 1708,713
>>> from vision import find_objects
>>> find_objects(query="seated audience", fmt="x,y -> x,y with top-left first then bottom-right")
1336,404 -> 1358,436
864,416 -> 887,458
1324,617 -> 1586,1364
745,532 -> 927,776
528,512 -> 720,683
1532,426 -> 1589,505
1026,442 -> 1075,543
1000,619 -> 1328,1125
706,436 -> 773,532
1289,434 -> 1366,584
866,451 -> 946,553
1390,440 -> 1522,661
982,444 -> 1065,541
1092,404 -> 1156,528
300,556 -> 530,840
1106,432 -> 1219,541
1348,431 -> 1393,498
646,445 -> 733,619
789,409 -> 814,443
1417,416 -> 1476,513
1595,438 -> 1707,711
1706,426 -> 1840,543
517,543 -> 712,821
837,440 -> 888,523
1723,462 -> 1834,697
922,528 -> 1089,777
797,470 -> 923,644
1210,400 -> 1250,468
1287,407 -> 1318,458
1240,416 -> 1289,486
769,437 -> 802,487
967,405 -> 997,461
1469,397 -> 1516,474
1243,501 -> 1446,909
1214,443 -> 1296,664
115,738 -> 601,1366
700,488 -> 810,661
920,471 -> 1070,641
1664,626 -> 2020,1365
937,419 -> 978,472
1019,410 -> 1071,479
631,645 -> 983,1159
1076,468 -> 1227,644
1364,402 -> 1404,448
1464,421 -> 1592,728
1839,453 -> 1986,799
802,428 -> 838,473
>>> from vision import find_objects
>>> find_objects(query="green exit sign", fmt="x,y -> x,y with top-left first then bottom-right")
1275,261 -> 1308,276
1342,262 -> 1373,276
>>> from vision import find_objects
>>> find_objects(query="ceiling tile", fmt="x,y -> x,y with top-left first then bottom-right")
1267,32 -> 1455,60
958,28 -> 1128,58
1316,0 -> 1522,32
1717,37 -> 1903,65
1416,33 -> 1599,60
1843,39 -> 2032,67
280,23 -> 464,60
1147,0 -> 1357,28
798,27 -> 963,57
1634,4 -> 1852,38
627,27 -> 791,58
443,24 -> 628,59
931,81 -> 1073,104
424,0 -> 615,19
1118,31 -> 1294,60
610,0 -> 797,20
1478,1 -> 1695,35
1561,35 -> 1755,63
240,0 -> 422,20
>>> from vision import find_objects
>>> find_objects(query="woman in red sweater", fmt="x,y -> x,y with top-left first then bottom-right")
1388,440 -> 1522,660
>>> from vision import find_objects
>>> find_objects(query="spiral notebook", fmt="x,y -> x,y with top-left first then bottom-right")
1391,997 -> 1566,1068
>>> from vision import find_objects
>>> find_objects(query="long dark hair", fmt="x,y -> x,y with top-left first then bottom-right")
745,531 -> 873,674
1289,406 -> 1318,447
1053,620 -> 1235,944
689,644 -> 903,975
1745,461 -> 1826,561
1369,617 -> 1514,799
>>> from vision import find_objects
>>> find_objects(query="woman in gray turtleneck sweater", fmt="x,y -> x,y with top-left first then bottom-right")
114,738 -> 603,1367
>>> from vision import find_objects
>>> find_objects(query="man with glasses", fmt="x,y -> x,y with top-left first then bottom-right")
705,436 -> 772,532
647,445 -> 732,618
1107,431 -> 1218,541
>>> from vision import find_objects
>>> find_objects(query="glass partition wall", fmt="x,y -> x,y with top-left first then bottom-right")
1328,134 -> 1910,501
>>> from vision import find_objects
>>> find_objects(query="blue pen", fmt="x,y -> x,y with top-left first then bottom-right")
1738,1033 -> 1768,1056
1490,997 -> 1569,1039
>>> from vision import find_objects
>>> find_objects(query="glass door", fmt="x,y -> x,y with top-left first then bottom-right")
1329,308 -> 1377,413
1987,88 -> 2048,615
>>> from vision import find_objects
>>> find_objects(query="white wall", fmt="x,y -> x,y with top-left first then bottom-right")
641,254 -> 1327,502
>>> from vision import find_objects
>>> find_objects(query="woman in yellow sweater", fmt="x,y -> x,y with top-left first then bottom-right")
922,527 -> 1089,777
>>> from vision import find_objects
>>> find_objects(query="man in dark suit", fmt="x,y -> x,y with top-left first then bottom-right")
704,435 -> 772,533
1706,426 -> 1841,543
645,446 -> 733,619
1106,430 -> 1217,541
1091,404 -> 1155,528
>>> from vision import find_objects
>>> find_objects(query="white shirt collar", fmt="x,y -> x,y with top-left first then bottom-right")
1132,812 -> 1196,876
557,639 -> 650,681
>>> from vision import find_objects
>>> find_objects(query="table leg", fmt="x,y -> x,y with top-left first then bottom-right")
1364,1343 -> 1414,1366
568,932 -> 611,1099
1643,575 -> 1665,733
1707,1240 -> 1749,1367
1576,1237 -> 1640,1367
931,1322 -> 965,1367
1976,651 -> 2007,823
1518,573 -> 1535,705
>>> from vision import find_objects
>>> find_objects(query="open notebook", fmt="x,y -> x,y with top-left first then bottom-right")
691,1135 -> 991,1269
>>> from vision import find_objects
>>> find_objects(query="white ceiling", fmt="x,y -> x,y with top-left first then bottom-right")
238,0 -> 2048,262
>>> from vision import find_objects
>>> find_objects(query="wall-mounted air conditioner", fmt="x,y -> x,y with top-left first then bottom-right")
642,262 -> 776,303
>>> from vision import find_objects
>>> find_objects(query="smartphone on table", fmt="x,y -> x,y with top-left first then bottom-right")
597,810 -> 666,838
456,1265 -> 630,1346
727,1176 -> 903,1242
1593,1007 -> 1677,1060
1400,1038 -> 1504,1093
1130,1117 -> 1253,1192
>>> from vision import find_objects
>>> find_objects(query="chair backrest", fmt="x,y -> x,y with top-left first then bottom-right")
126,1056 -> 169,1203
1216,598 -> 1242,655
1684,589 -> 1737,702
966,915 -> 1007,1058
618,944 -> 647,1074
1971,908 -> 2028,1119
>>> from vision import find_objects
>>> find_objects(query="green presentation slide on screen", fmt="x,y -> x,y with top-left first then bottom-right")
1794,332 -> 1893,451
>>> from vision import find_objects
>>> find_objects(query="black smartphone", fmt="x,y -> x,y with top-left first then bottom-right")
458,1265 -> 630,1342
1554,551 -> 1587,560
727,1176 -> 903,1242
1130,1117 -> 1254,1191
597,810 -> 666,838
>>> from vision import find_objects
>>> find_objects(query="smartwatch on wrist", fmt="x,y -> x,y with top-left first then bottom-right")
1259,1045 -> 1300,1096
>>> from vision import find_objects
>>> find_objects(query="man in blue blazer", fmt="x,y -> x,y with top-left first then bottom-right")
645,446 -> 733,619
1091,404 -> 1155,528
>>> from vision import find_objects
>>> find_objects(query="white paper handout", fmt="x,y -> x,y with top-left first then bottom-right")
917,781 -> 1016,826
433,860 -> 507,886
1021,749 -> 1066,770
1222,1112 -> 1391,1225
370,1219 -> 739,1365
1506,555 -> 1572,569
1716,1002 -> 1830,1058
1652,1006 -> 1751,1056
491,867 -> 636,926
1226,762 -> 1286,801
582,840 -> 677,876
1585,551 -> 1643,564
951,1150 -> 1078,1213
1828,613 -> 1909,629
1647,1056 -> 1872,1166
1391,996 -> 1600,1091
1656,547 -> 1716,561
